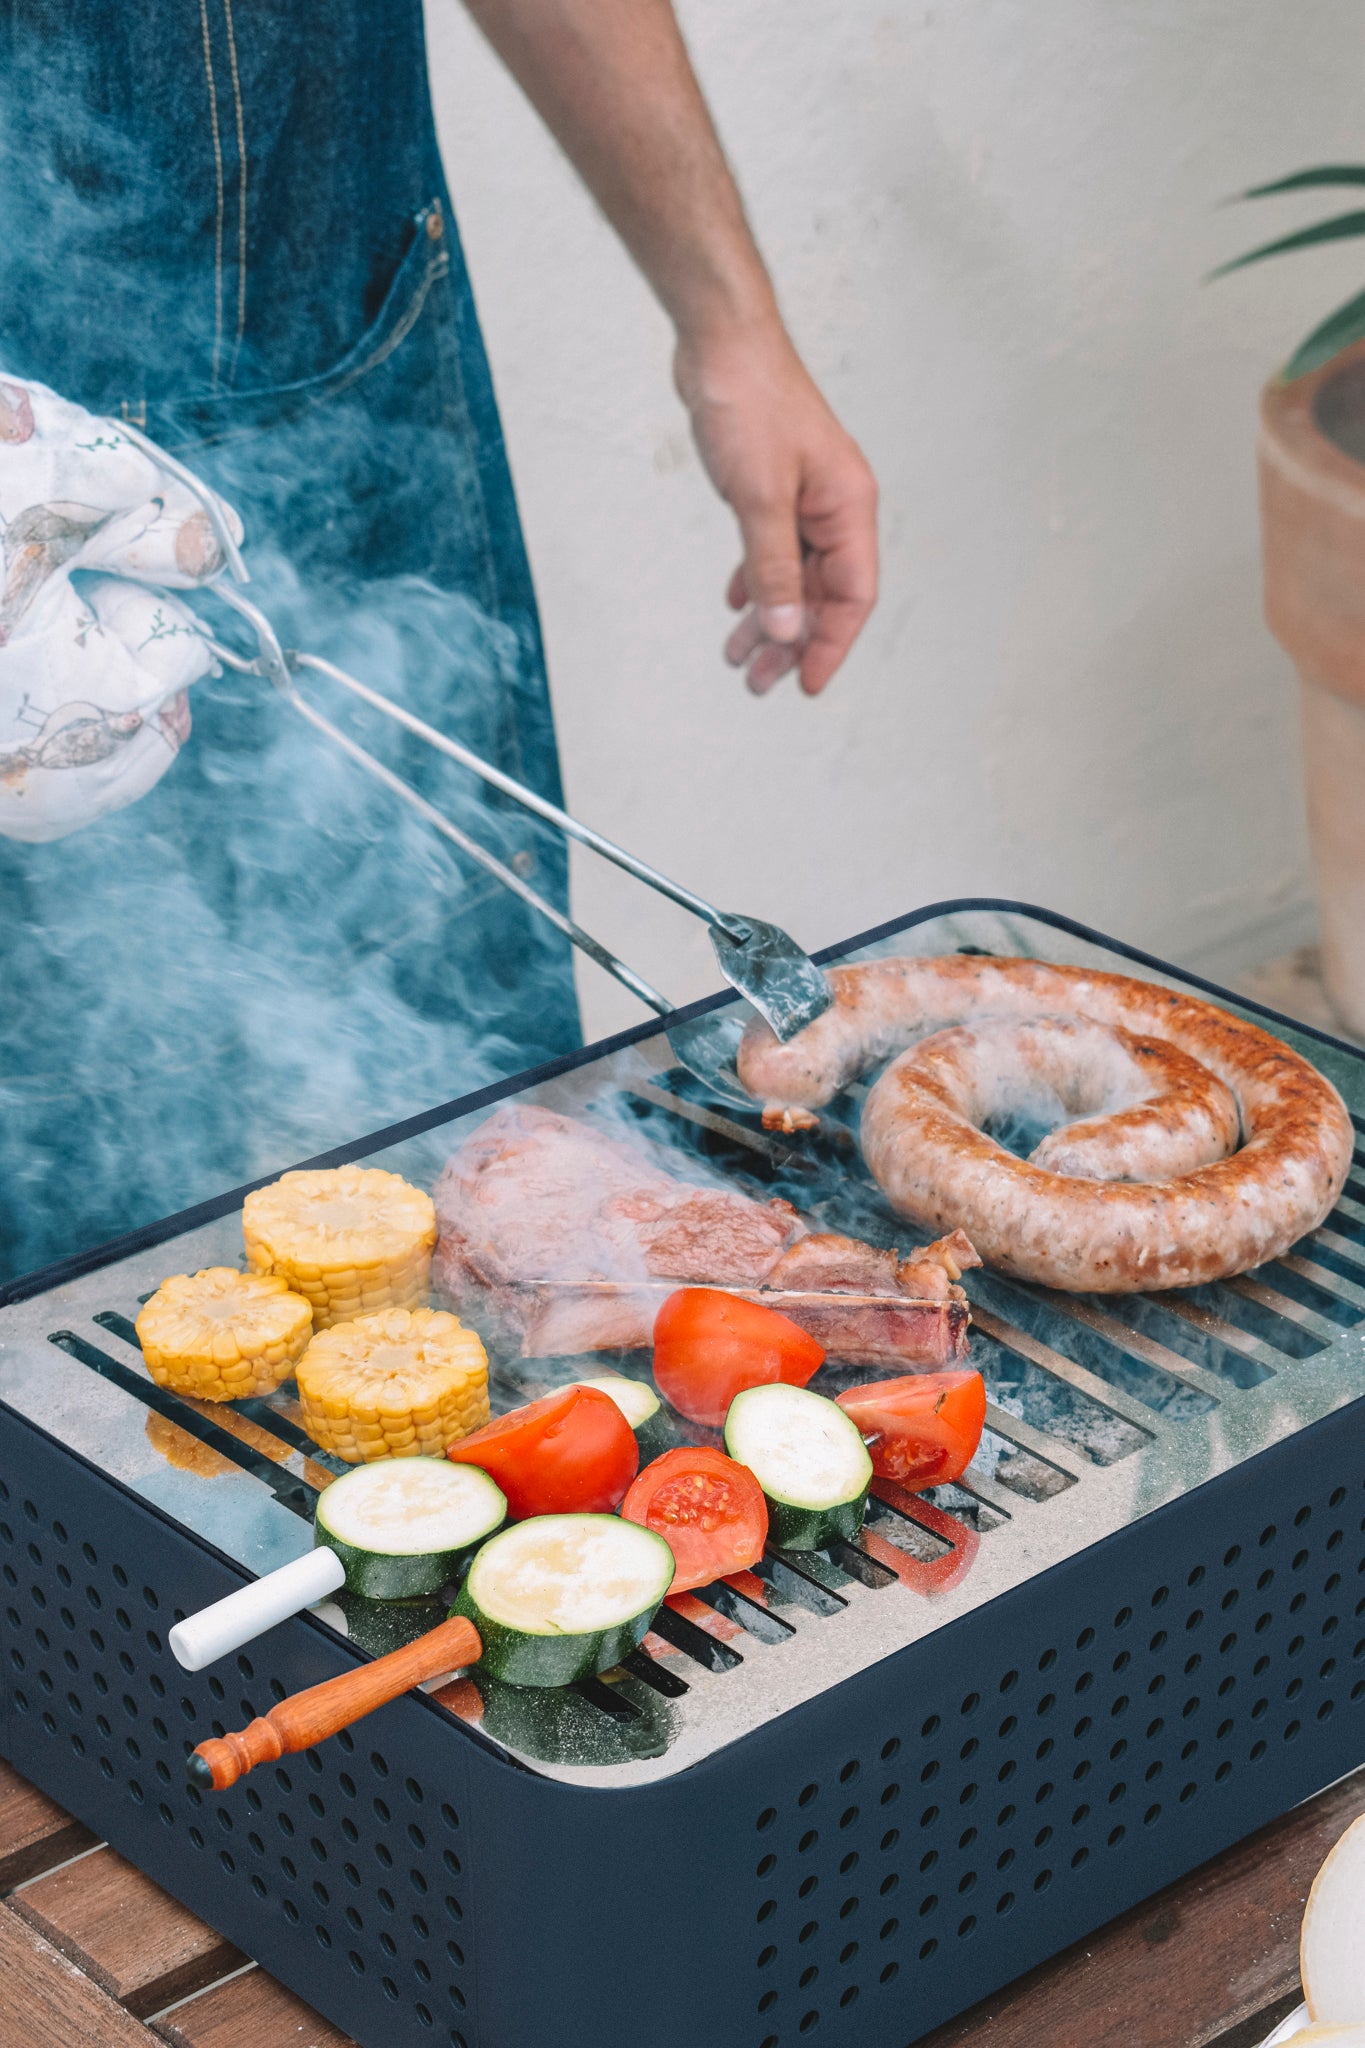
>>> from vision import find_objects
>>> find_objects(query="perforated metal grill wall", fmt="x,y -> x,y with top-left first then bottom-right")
740,1459 -> 1365,2048
8,1386 -> 1365,2048
0,1413 -> 480,2048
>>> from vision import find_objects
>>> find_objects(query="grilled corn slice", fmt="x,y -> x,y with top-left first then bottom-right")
296,1306 -> 490,1463
243,1166 -> 437,1330
136,1268 -> 314,1402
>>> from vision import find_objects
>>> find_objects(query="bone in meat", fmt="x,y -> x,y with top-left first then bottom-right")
432,1104 -> 974,1365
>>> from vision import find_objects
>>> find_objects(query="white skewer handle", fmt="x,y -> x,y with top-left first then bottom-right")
170,1548 -> 348,1672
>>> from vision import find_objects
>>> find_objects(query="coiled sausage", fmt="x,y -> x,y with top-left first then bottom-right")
736,956 -> 1353,1292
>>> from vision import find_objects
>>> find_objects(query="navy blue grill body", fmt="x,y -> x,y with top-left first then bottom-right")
6,1361 -> 1365,2047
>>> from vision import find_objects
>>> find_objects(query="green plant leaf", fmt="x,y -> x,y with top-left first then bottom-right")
1209,209 -> 1365,280
1282,284 -> 1365,380
1239,165 -> 1365,201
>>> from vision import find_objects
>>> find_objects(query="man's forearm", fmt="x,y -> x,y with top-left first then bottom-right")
462,0 -> 878,695
461,0 -> 777,345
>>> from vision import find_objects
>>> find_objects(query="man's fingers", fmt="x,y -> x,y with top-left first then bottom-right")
724,607 -> 766,668
725,602 -> 813,687
795,467 -> 878,694
726,564 -> 749,611
747,639 -> 801,696
736,494 -> 805,642
798,599 -> 866,696
797,579 -> 876,696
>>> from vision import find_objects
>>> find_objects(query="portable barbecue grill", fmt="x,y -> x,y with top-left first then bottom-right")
5,899 -> 1365,2048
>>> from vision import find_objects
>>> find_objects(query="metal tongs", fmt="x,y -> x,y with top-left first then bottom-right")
129,428 -> 830,1106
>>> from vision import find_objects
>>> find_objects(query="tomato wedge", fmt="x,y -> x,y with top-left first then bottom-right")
652,1288 -> 825,1428
620,1447 -> 768,1592
835,1371 -> 986,1489
446,1385 -> 638,1518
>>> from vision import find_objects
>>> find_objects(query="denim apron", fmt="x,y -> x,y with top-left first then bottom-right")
0,0 -> 582,1282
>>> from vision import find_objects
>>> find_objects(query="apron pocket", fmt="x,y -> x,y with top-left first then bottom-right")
146,203 -> 449,454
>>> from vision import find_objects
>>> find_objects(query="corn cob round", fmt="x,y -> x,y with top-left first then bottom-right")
242,1166 -> 437,1330
136,1268 -> 314,1402
296,1306 -> 490,1464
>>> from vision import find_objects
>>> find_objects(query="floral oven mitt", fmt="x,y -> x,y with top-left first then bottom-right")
0,376 -> 242,842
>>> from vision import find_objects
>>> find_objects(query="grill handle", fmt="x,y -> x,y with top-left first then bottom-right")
188,1614 -> 482,1791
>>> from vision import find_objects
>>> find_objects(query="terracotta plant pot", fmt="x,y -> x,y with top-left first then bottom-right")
1260,339 -> 1365,1037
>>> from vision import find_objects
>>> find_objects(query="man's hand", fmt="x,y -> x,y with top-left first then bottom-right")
460,0 -> 879,695
675,324 -> 877,696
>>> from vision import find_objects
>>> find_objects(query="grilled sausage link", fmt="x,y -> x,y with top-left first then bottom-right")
736,956 -> 1353,1292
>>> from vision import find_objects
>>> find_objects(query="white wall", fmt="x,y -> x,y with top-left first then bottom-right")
425,0 -> 1365,1042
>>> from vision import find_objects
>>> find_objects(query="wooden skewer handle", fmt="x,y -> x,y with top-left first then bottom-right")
188,1615 -> 483,1791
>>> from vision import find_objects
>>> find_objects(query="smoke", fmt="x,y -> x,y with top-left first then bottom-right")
0,39 -> 584,1282
0,560 -> 581,1276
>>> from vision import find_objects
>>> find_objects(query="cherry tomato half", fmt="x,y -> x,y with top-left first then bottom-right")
620,1447 -> 768,1593
835,1371 -> 986,1489
446,1384 -> 638,1518
652,1288 -> 825,1428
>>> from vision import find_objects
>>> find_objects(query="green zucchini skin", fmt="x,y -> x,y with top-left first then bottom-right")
477,1671 -> 673,1766
452,1583 -> 658,1688
724,1384 -> 873,1552
452,1514 -> 675,1688
335,1590 -> 448,1656
763,1487 -> 870,1552
633,1408 -> 677,1464
312,1460 -> 507,1602
318,1529 -> 483,1603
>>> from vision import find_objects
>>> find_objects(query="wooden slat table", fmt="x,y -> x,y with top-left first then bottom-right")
0,1759 -> 352,2048
2,1752 -> 1358,2046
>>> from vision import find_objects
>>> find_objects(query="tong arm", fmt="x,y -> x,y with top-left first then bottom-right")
204,589 -> 672,1019
291,650 -> 751,944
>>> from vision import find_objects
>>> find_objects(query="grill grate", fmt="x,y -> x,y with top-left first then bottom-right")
6,904 -> 1365,1795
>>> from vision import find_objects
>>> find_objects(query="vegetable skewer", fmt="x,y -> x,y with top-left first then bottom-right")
835,1370 -> 986,1487
169,1459 -> 507,1672
191,1513 -> 674,1787
566,1374 -> 672,1460
620,1447 -> 767,1591
652,1287 -> 825,1427
725,1383 -> 873,1549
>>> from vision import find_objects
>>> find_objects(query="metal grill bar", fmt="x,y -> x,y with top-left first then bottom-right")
982,1401 -> 1088,1479
1145,1290 -> 1274,1366
968,1307 -> 1163,1435
620,1649 -> 690,1699
47,1330 -> 316,1519
1283,1247 -> 1365,1300
648,1603 -> 744,1672
1229,1271 -> 1340,1332
87,1309 -> 340,1477
1027,1289 -> 1230,1405
950,1466 -> 1020,1520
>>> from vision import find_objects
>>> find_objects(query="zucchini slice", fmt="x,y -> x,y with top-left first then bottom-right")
454,1514 -> 675,1687
314,1458 -> 506,1601
724,1383 -> 872,1550
567,1374 -> 671,1459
